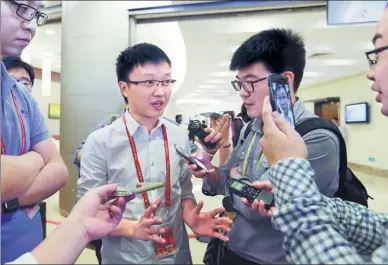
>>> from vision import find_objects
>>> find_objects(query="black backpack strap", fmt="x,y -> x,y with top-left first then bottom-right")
295,118 -> 347,192
240,120 -> 254,146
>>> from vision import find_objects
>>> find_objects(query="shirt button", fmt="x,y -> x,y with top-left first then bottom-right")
151,162 -> 155,166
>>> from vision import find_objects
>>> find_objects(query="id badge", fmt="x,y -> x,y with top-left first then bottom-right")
24,204 -> 40,219
154,227 -> 177,259
154,205 -> 176,259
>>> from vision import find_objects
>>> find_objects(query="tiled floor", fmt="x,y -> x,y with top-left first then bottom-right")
44,169 -> 388,264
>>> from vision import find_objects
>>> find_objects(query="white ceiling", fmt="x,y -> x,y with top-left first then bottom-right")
173,7 -> 376,113
22,4 -> 378,114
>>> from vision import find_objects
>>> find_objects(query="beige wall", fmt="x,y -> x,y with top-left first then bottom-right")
298,73 -> 388,170
31,79 -> 61,136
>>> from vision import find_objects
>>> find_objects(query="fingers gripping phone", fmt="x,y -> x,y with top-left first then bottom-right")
113,182 -> 165,197
174,144 -> 210,173
188,120 -> 217,150
268,74 -> 296,128
227,179 -> 274,210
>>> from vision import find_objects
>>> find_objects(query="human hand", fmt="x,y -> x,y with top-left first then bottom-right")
132,197 -> 166,245
261,96 -> 308,166
240,181 -> 276,217
67,184 -> 135,242
214,114 -> 231,147
185,149 -> 216,179
197,127 -> 223,155
186,201 -> 233,242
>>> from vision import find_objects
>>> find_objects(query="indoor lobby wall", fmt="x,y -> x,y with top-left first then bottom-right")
31,79 -> 61,137
298,73 -> 388,171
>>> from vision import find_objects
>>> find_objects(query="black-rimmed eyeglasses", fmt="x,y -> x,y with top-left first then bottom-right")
231,76 -> 268,92
366,45 -> 388,67
127,79 -> 177,88
7,0 -> 48,26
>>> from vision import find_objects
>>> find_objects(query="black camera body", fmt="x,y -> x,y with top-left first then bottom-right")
188,120 -> 217,150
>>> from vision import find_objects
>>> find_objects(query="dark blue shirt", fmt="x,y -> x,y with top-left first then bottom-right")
1,62 -> 51,263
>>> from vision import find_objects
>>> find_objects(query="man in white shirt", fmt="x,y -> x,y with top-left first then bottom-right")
77,43 -> 232,264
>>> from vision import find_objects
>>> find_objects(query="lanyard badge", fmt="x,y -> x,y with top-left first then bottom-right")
122,112 -> 177,259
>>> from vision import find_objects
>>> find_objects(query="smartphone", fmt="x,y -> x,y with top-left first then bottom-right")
112,182 -> 165,197
174,144 -> 209,173
268,74 -> 296,128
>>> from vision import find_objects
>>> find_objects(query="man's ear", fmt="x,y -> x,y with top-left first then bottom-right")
283,71 -> 296,104
119,81 -> 129,98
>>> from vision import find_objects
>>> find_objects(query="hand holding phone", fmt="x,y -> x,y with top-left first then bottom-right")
188,120 -> 218,150
268,73 -> 295,128
174,144 -> 209,173
227,178 -> 274,210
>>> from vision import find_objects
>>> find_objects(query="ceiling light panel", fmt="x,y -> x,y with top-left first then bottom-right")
211,71 -> 234,77
205,79 -> 226,84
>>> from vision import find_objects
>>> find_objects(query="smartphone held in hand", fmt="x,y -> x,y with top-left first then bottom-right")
268,73 -> 296,128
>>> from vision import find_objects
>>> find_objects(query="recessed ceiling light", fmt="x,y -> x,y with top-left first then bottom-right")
211,72 -> 233,77
205,79 -> 225,84
45,29 -> 56,35
321,59 -> 358,66
311,45 -> 334,53
304,72 -> 323,77
198,85 -> 218,89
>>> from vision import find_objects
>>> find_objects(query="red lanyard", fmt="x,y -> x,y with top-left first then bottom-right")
122,113 -> 171,209
1,90 -> 26,155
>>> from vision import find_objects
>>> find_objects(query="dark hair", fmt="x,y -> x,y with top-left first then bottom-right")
230,28 -> 306,93
2,56 -> 35,85
115,43 -> 172,103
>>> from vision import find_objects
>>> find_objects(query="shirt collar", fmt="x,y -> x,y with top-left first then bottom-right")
124,109 -> 166,135
252,98 -> 306,133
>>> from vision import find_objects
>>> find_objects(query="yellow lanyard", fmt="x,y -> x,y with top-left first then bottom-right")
241,133 -> 264,176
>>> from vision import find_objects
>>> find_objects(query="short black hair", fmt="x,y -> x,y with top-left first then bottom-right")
2,56 -> 35,85
116,43 -> 172,103
230,28 -> 306,93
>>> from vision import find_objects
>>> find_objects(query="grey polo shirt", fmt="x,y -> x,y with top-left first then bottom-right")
203,99 -> 340,264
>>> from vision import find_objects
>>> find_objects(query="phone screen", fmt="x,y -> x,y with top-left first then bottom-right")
268,74 -> 296,128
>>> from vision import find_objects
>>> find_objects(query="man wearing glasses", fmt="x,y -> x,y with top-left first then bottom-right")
188,28 -> 341,265
77,43 -> 232,264
3,56 -> 35,92
245,6 -> 388,263
1,1 -> 68,263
